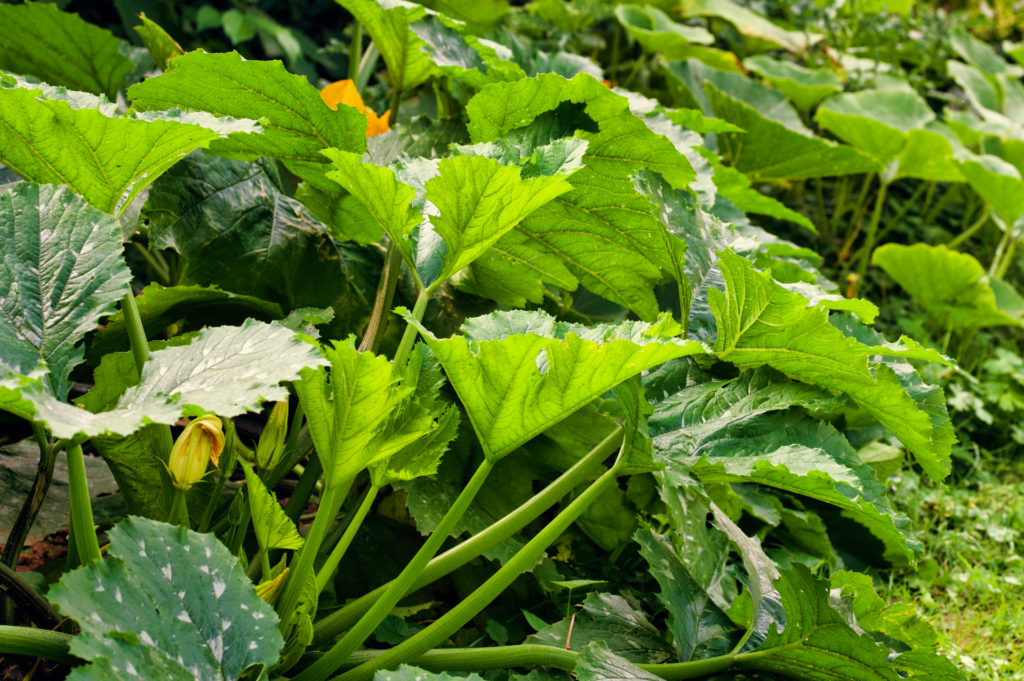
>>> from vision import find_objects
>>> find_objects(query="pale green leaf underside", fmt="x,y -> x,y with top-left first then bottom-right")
711,251 -> 952,480
406,309 -> 705,459
128,50 -> 367,165
649,368 -> 917,564
815,89 -> 934,164
0,82 -> 241,214
5,319 -> 325,440
873,243 -> 1024,329
50,517 -> 282,681
0,3 -> 133,100
743,55 -> 842,111
705,82 -> 881,181
242,461 -> 304,551
0,183 -> 132,399
743,567 -> 902,681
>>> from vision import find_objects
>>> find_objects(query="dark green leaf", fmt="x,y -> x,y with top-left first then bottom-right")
530,593 -> 673,663
0,184 -> 131,399
50,517 -> 283,681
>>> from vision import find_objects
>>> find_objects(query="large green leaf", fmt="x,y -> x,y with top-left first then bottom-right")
529,592 -> 673,663
738,567 -> 908,681
679,0 -> 819,52
368,344 -> 459,487
128,51 -> 366,166
143,153 -> 376,329
0,3 -> 133,100
711,250 -> 952,481
9,319 -> 325,440
614,5 -> 715,59
0,80 -> 253,214
743,56 -> 842,111
704,80 -> 881,181
405,309 -> 704,459
293,338 -> 397,489
50,517 -> 283,681
873,243 -> 1024,329
635,528 -> 737,661
0,183 -> 131,400
465,73 -> 695,318
957,154 -> 1024,230
649,369 -> 918,565
338,0 -> 522,93
321,148 -> 420,264
815,89 -> 935,165
574,643 -> 664,681
325,149 -> 575,289
424,155 -> 574,286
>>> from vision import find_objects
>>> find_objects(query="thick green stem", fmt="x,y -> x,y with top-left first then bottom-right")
122,287 -> 150,372
66,444 -> 101,565
277,484 -> 345,629
285,453 -> 323,522
316,485 -> 379,594
348,21 -> 363,81
392,286 -> 431,370
994,237 -> 1018,279
311,426 -> 623,645
359,245 -> 403,354
855,180 -> 889,277
947,205 -> 990,249
297,458 -> 496,681
334,645 -> 737,680
0,626 -> 76,665
334,462 -> 625,681
0,562 -> 62,630
122,286 -> 176,515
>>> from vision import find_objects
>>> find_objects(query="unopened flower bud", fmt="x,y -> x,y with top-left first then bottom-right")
168,415 -> 224,491
255,400 -> 289,470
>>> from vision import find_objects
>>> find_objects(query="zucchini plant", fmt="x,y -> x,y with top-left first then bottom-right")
0,2 -> 983,681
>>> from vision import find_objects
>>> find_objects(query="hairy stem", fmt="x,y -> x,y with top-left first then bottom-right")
66,444 -> 101,565
277,481 -> 350,631
311,426 -> 622,644
359,245 -> 403,354
0,562 -> 62,630
297,458 -> 496,681
316,484 -> 379,594
855,180 -> 889,277
392,286 -> 431,370
334,461 -> 626,681
0,626 -> 76,665
334,644 -> 737,680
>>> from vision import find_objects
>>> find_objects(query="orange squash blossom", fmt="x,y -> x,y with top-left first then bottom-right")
320,79 -> 391,137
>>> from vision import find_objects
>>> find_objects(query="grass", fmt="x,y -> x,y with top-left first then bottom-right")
885,453 -> 1024,680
